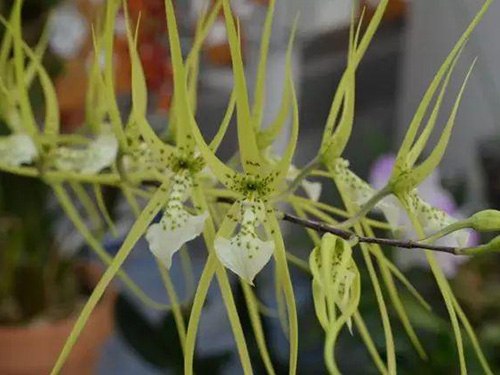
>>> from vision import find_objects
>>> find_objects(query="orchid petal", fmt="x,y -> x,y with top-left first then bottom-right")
0,133 -> 37,166
215,199 -> 274,284
215,235 -> 274,285
146,209 -> 208,269
54,132 -> 118,174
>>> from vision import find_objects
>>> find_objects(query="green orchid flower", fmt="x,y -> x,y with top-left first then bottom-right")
310,233 -> 361,374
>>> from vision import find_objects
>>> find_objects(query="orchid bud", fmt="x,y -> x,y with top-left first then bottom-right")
469,210 -> 500,232
461,235 -> 500,256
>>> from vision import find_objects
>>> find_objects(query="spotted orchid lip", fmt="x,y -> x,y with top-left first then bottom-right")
145,171 -> 208,269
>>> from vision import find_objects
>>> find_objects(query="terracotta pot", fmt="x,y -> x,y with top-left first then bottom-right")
0,263 -> 116,375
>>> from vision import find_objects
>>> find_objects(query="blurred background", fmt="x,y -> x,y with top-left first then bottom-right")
2,0 -> 500,374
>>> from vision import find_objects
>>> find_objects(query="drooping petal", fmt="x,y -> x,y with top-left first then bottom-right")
215,234 -> 274,285
394,193 -> 469,278
146,207 -> 208,269
0,134 -> 38,166
309,233 -> 358,314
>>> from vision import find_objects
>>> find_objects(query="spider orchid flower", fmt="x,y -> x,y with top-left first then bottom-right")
371,155 -> 473,243
119,1 -> 214,267
187,0 -> 299,284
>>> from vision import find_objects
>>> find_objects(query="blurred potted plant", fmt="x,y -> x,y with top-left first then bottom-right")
0,2 -> 116,374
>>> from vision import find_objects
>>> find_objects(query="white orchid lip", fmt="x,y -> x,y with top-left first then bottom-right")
0,134 -> 38,167
146,207 -> 208,269
54,132 -> 118,174
215,199 -> 274,285
146,171 -> 208,269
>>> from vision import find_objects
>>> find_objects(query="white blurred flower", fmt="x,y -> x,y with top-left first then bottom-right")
206,19 -> 228,47
49,4 -> 88,60
54,132 -> 118,174
0,134 -> 38,166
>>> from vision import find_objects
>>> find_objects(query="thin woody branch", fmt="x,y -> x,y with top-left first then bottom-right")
281,212 -> 458,255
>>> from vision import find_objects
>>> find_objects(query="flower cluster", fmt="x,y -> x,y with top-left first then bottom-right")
0,0 -> 497,375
